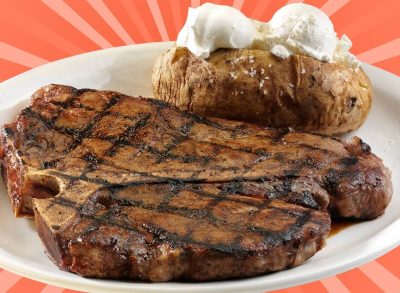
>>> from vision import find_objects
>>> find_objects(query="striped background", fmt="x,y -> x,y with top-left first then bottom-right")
0,0 -> 399,292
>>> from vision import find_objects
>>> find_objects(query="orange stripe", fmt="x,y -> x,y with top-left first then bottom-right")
158,0 -> 184,41
359,261 -> 400,293
87,0 -> 135,44
64,0 -> 123,47
270,286 -> 304,293
248,0 -> 273,20
338,2 -> 398,44
320,276 -> 350,293
62,289 -> 84,293
0,41 -> 49,67
0,18 -> 60,62
147,0 -> 170,41
305,0 -> 329,7
284,287 -> 304,293
20,1 -> 99,52
42,0 -> 112,48
330,0 -> 377,33
286,0 -> 304,4
191,0 -> 201,7
101,0 -> 142,43
232,0 -> 245,10
337,268 -> 384,293
124,0 -> 162,41
119,0 -> 153,43
0,270 -> 23,292
377,246 -> 400,279
217,0 -> 235,6
349,14 -> 400,54
357,37 -> 400,64
40,285 -> 65,293
0,58 -> 29,82
299,281 -> 329,293
7,277 -> 47,293
0,3 -> 82,56
246,0 -> 289,22
320,0 -> 350,16
168,0 -> 185,40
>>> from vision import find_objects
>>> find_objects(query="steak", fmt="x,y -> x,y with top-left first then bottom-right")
0,84 -> 391,281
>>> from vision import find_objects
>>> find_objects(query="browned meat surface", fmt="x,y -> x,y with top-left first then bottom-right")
35,182 -> 330,281
0,84 -> 392,281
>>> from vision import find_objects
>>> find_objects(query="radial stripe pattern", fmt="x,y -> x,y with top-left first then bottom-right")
0,41 -> 49,67
191,0 -> 201,8
40,285 -> 65,293
119,0 -> 153,43
0,270 -> 24,292
232,0 -> 245,10
147,0 -> 170,41
357,37 -> 400,64
286,0 -> 305,4
0,0 -> 398,77
0,1 -> 399,292
41,0 -> 112,48
0,3 -> 83,55
248,1 -> 274,21
359,261 -> 400,293
321,0 -> 351,16
87,0 -> 135,44
320,276 -> 351,293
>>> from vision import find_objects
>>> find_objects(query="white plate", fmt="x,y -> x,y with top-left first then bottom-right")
0,42 -> 399,293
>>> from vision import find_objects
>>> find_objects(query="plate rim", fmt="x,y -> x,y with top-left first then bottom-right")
0,41 -> 399,293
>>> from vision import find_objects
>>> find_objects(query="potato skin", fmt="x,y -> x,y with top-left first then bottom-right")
152,46 -> 372,135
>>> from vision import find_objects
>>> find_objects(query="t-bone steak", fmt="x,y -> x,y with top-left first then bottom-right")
0,85 -> 391,281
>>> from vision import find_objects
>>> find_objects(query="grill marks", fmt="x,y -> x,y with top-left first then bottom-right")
51,183 -> 317,254
25,91 -> 341,185
1,85 -> 392,281
24,88 -> 330,251
15,86 -> 377,204
103,113 -> 151,157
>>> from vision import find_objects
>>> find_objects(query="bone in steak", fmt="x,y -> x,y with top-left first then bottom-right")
0,85 -> 392,281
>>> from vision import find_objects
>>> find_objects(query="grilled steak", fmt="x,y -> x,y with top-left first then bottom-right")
0,84 -> 391,281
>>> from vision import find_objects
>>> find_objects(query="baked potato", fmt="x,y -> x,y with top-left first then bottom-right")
152,46 -> 372,135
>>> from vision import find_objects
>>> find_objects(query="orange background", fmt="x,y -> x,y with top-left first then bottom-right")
0,0 -> 399,292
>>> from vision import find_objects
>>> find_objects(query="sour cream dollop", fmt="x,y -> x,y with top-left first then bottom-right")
176,3 -> 360,67
176,3 -> 256,58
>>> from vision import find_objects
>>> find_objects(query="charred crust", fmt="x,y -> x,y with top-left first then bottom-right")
360,140 -> 371,153
42,161 -> 58,169
340,157 -> 358,167
2,85 -> 390,281
324,168 -> 340,193
146,97 -> 170,108
3,127 -> 14,137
